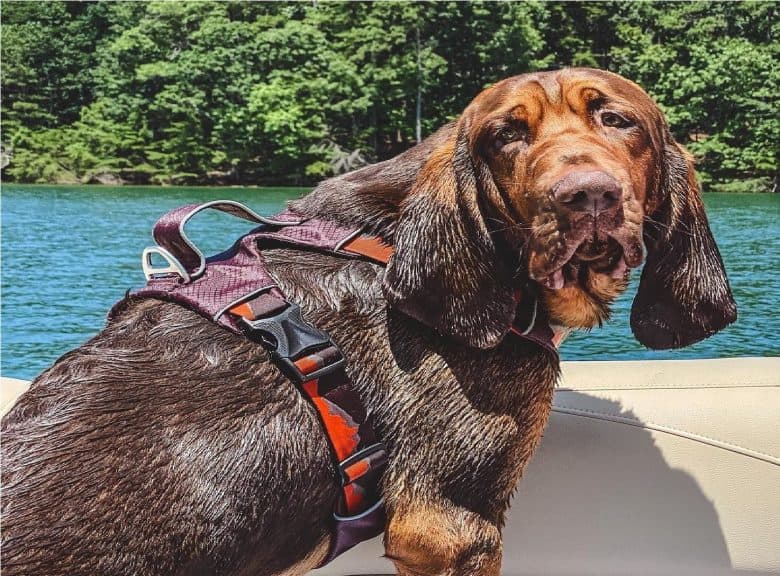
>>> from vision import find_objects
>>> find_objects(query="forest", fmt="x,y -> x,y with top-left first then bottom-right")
1,1 -> 777,191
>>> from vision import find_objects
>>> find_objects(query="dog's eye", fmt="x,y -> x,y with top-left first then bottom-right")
600,111 -> 634,129
496,125 -> 527,147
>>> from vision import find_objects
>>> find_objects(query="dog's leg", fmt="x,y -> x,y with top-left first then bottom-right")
384,502 -> 501,576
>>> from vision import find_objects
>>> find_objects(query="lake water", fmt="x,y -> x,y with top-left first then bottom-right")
2,185 -> 778,380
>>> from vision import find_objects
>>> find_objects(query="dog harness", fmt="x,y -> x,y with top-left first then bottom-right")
112,200 -> 565,564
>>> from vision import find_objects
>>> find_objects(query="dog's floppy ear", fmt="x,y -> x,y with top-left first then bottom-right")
631,137 -> 737,349
383,120 -> 517,349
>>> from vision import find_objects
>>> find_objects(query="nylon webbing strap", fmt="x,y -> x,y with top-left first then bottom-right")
228,293 -> 387,562
339,234 -> 393,264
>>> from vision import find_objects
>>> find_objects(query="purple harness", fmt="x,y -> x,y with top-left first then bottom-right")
112,200 -> 560,565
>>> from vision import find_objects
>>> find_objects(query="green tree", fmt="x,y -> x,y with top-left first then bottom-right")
1,1 -> 776,189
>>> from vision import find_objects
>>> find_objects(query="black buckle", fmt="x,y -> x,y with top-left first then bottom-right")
240,302 -> 345,382
338,443 -> 387,486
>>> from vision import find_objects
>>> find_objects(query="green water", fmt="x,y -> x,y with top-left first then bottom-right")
1,185 -> 778,380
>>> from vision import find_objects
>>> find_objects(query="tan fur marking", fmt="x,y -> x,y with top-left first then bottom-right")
543,268 -> 627,328
385,504 -> 501,576
415,139 -> 457,201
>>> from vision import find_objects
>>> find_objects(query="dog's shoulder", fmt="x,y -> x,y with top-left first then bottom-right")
263,247 -> 387,319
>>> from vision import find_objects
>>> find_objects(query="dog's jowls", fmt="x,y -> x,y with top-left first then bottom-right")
2,68 -> 736,576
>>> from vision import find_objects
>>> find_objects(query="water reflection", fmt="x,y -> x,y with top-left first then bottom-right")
1,186 -> 778,379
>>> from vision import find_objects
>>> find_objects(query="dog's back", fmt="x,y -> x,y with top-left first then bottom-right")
1,298 -> 337,575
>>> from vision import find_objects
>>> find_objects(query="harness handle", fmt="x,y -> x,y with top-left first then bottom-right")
150,200 -> 303,281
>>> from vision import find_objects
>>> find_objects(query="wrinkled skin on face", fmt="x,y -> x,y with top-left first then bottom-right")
303,68 -> 734,351
466,69 -> 668,328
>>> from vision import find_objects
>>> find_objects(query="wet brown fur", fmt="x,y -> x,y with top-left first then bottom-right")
1,69 -> 735,576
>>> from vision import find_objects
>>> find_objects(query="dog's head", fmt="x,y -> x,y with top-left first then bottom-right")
380,68 -> 736,349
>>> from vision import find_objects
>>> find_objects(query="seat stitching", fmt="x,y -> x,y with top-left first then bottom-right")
552,404 -> 780,466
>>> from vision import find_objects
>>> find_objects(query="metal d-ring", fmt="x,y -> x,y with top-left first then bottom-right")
141,246 -> 191,282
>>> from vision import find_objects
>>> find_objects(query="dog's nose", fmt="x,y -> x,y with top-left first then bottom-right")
552,171 -> 622,215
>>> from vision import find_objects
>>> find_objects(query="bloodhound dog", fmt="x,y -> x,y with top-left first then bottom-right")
2,68 -> 736,576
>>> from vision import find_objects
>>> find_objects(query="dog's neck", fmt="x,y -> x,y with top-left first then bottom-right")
288,173 -> 406,240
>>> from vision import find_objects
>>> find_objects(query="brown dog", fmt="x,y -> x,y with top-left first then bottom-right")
2,68 -> 736,575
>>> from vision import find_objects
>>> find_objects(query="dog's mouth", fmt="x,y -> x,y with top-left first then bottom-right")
528,220 -> 644,290
538,237 -> 629,290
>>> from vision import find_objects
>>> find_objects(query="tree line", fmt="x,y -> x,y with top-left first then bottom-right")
1,1 -> 777,191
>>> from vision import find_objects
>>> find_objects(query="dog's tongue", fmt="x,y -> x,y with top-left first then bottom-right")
541,268 -> 565,290
610,256 -> 629,279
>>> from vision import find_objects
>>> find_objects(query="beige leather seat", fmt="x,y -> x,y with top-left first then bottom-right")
1,377 -> 30,417
315,357 -> 780,575
4,357 -> 779,575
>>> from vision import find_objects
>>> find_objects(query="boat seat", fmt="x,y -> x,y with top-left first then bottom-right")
3,357 -> 779,575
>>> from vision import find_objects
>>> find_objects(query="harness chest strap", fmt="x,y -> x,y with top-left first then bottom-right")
225,233 -> 397,563
224,231 -> 566,566
227,277 -> 388,565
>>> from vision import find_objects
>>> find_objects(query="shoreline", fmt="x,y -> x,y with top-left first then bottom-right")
2,182 -> 775,194
1,182 -> 314,191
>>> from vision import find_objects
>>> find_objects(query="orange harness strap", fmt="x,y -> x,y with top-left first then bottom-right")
340,234 -> 393,264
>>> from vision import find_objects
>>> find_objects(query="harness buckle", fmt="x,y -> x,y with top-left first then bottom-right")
338,443 -> 388,487
240,303 -> 345,382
